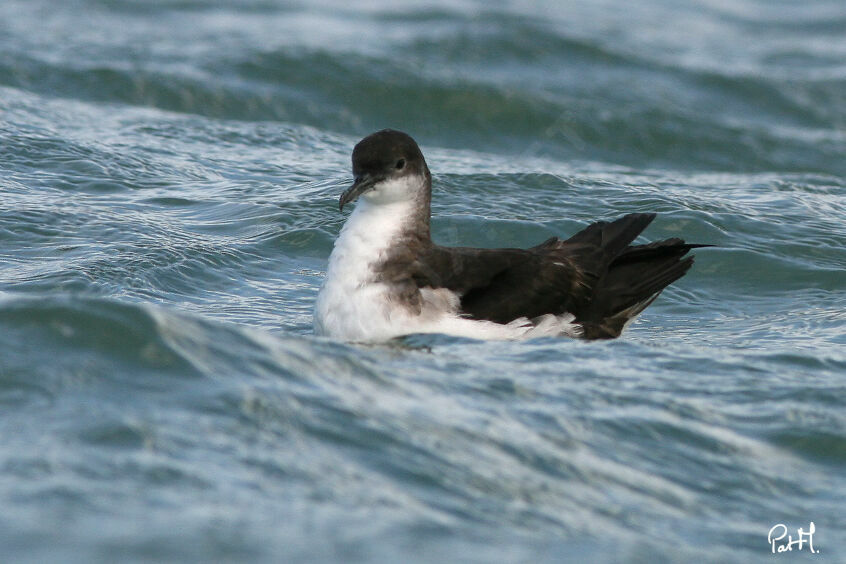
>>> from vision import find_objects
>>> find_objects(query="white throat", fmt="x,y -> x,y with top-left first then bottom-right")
331,197 -> 418,279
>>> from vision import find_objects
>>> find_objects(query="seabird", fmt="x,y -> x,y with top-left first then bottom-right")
314,129 -> 703,342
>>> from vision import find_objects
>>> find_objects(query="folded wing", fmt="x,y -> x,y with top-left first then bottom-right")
415,213 -> 702,339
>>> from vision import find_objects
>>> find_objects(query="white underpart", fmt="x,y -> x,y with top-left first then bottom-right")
314,176 -> 581,342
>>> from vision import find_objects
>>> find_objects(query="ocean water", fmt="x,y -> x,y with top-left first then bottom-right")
1,0 -> 845,561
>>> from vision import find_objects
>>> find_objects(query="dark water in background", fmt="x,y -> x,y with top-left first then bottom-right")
1,0 -> 845,561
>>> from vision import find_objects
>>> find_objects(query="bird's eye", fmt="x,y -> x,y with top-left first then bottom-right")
395,159 -> 405,170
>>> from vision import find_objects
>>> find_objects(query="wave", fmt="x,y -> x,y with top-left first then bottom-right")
1,292 -> 843,561
3,1 -> 846,560
3,5 -> 845,176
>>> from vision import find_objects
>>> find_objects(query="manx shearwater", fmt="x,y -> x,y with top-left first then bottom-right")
314,129 -> 704,342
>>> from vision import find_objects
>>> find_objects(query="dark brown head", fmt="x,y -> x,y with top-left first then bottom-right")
339,129 -> 431,211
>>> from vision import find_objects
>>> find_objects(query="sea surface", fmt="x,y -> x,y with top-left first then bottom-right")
1,0 -> 845,562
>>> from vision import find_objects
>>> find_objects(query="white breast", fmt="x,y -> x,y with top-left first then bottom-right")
314,198 -> 418,341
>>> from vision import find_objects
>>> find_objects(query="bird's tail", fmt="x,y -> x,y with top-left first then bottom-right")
563,213 -> 706,339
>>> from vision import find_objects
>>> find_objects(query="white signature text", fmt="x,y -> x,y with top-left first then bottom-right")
768,522 -> 819,554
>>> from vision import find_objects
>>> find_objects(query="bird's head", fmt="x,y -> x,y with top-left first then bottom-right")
340,129 -> 431,212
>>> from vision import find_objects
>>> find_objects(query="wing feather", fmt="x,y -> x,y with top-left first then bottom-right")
409,213 -> 701,338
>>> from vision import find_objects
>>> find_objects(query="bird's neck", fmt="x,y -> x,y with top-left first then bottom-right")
413,188 -> 432,239
329,197 -> 429,280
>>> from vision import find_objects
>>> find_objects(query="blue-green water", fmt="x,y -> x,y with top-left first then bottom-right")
1,1 -> 845,562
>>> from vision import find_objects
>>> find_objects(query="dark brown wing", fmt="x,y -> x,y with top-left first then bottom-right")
413,213 -> 702,339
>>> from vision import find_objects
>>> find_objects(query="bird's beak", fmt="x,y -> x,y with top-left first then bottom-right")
339,173 -> 380,212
